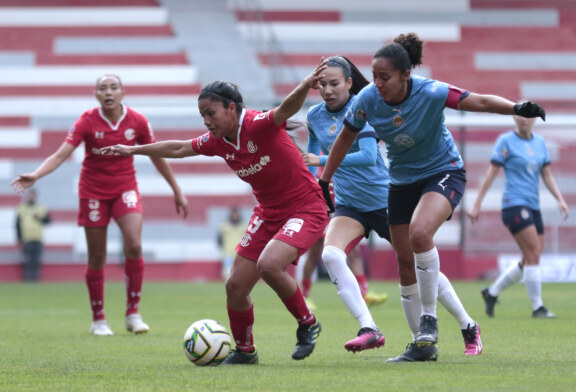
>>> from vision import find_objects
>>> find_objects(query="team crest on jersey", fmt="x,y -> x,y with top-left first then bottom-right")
329,124 -> 337,135
392,108 -> 403,127
394,134 -> 415,148
355,109 -> 366,120
124,128 -> 135,140
281,218 -> 304,237
247,140 -> 258,153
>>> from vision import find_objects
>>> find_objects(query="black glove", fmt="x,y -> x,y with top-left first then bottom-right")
318,179 -> 335,214
514,102 -> 546,121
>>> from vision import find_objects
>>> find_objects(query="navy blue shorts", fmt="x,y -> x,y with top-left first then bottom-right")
502,206 -> 544,235
388,168 -> 466,225
333,205 -> 391,242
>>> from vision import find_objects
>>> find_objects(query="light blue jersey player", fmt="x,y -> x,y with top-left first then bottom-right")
319,33 -> 546,362
307,97 -> 389,212
491,130 -> 550,210
469,115 -> 568,320
301,56 -> 390,354
344,76 -> 465,186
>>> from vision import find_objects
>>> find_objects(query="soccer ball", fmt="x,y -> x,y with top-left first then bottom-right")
183,319 -> 232,366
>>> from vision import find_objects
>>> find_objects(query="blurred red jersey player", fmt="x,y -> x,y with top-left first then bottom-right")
11,74 -> 189,336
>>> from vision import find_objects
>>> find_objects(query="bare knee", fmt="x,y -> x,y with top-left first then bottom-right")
409,226 -> 434,252
123,242 -> 142,259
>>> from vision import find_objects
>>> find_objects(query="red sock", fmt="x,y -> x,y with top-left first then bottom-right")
356,275 -> 368,297
227,305 -> 255,352
85,267 -> 105,321
301,278 -> 312,298
281,285 -> 315,325
125,257 -> 144,317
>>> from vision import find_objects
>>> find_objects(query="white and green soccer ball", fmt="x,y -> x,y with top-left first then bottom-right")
183,319 -> 232,366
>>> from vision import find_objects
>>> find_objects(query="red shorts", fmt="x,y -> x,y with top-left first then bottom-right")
78,190 -> 142,227
235,192 -> 329,264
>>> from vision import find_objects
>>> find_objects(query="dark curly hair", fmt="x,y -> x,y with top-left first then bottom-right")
373,32 -> 424,71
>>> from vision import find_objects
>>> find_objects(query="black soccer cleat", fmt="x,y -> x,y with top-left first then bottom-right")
386,342 -> 439,363
221,348 -> 259,365
481,287 -> 498,318
532,306 -> 556,319
414,315 -> 438,347
292,321 -> 322,360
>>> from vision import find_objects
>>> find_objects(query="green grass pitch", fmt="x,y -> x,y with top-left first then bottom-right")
1,280 -> 574,392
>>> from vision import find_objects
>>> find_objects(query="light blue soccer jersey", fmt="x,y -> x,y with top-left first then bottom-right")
307,96 -> 389,212
491,131 -> 550,210
344,76 -> 464,186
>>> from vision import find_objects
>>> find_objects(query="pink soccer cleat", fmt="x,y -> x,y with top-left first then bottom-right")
344,327 -> 385,353
462,323 -> 483,355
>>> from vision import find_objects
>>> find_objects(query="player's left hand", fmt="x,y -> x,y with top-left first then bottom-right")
514,101 -> 546,121
304,58 -> 328,90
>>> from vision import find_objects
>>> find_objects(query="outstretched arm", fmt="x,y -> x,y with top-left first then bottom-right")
273,59 -> 328,126
459,93 -> 546,121
541,165 -> 569,220
11,142 -> 75,193
467,164 -> 501,223
149,157 -> 189,219
101,140 -> 198,158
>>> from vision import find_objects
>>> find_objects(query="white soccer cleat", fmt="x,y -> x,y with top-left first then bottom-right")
125,314 -> 150,334
89,320 -> 114,336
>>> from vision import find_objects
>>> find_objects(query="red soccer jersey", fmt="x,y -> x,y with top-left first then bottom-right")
66,105 -> 155,199
191,109 -> 322,220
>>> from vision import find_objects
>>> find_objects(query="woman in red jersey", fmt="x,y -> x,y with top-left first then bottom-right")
102,61 -> 330,364
11,74 -> 189,336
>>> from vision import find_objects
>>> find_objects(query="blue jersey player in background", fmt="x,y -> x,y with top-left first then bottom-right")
468,115 -> 569,319
318,33 -> 546,361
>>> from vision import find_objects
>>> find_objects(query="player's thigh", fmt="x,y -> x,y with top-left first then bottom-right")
513,226 -> 542,263
324,216 -> 364,250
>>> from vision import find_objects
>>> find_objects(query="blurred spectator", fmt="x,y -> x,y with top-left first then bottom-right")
15,188 -> 50,282
217,206 -> 245,279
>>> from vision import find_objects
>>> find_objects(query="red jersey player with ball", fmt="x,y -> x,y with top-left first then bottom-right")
102,61 -> 330,364
11,74 -> 189,336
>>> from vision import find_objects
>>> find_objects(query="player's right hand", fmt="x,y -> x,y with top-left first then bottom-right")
11,174 -> 36,194
100,144 -> 132,156
318,179 -> 335,214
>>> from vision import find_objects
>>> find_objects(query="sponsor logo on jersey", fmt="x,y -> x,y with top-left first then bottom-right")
281,218 -> 304,237
234,155 -> 271,178
95,131 -> 105,139
247,140 -> 258,153
124,128 -> 135,140
394,134 -> 415,148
